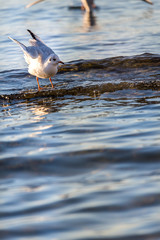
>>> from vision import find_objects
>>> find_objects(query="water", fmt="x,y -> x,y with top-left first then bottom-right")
1,0 -> 160,239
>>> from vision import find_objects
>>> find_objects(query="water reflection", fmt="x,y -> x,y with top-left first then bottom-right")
83,11 -> 97,31
141,8 -> 153,19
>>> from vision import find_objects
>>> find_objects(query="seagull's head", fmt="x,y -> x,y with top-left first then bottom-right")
48,54 -> 64,66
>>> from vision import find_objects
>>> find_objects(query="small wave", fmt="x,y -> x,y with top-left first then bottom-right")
1,53 -> 160,101
59,53 -> 160,73
0,68 -> 28,78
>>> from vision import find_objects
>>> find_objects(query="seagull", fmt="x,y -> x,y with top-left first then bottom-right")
8,30 -> 64,91
25,0 -> 96,10
26,0 -> 153,10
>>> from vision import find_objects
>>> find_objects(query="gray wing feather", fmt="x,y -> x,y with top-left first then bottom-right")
8,36 -> 41,64
27,30 -> 54,60
9,36 -> 39,61
9,30 -> 54,64
29,39 -> 53,55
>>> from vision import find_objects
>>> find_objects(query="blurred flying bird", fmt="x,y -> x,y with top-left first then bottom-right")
26,0 -> 96,10
26,0 -> 153,10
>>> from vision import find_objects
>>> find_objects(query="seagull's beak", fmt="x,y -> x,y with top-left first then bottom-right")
59,61 -> 64,64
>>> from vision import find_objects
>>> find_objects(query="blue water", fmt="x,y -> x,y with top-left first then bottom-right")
1,0 -> 160,239
1,0 -> 160,71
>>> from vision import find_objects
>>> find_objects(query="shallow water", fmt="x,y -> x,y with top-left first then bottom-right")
1,1 -> 160,240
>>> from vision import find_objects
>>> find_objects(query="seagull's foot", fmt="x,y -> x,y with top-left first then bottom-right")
38,86 -> 44,91
38,86 -> 54,91
81,4 -> 85,10
49,77 -> 54,89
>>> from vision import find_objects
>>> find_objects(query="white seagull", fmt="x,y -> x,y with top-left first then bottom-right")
9,30 -> 64,91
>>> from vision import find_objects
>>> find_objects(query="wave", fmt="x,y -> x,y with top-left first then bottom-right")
59,53 -> 160,73
0,53 -> 160,101
1,147 -> 160,176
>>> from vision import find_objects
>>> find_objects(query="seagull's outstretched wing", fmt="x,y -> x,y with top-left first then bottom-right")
26,0 -> 45,8
27,29 -> 54,58
8,36 -> 39,64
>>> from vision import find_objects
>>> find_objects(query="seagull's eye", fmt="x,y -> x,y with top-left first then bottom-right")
53,58 -> 56,61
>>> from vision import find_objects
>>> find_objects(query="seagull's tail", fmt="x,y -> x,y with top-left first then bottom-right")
8,36 -> 27,52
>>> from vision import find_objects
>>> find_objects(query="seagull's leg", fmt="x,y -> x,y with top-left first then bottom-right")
81,4 -> 85,10
49,77 -> 54,88
36,76 -> 42,91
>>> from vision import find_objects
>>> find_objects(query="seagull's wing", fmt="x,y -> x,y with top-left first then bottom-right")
27,29 -> 54,59
27,29 -> 45,44
8,36 -> 39,64
142,0 -> 153,5
25,0 -> 45,9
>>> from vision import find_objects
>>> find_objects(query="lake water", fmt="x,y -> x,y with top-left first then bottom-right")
1,0 -> 160,239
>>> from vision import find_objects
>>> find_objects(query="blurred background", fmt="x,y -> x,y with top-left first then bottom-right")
1,0 -> 160,70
